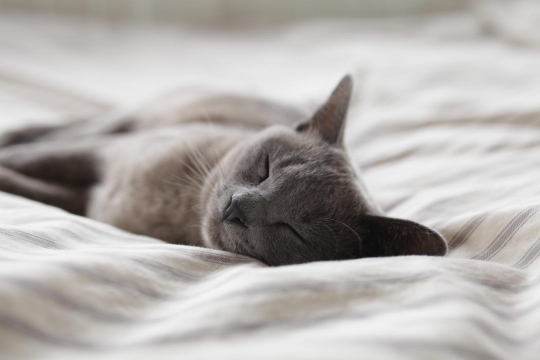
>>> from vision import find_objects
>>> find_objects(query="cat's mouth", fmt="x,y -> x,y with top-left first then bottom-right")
225,218 -> 247,229
221,220 -> 272,266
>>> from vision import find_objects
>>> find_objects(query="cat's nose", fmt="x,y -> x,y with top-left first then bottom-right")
223,195 -> 247,226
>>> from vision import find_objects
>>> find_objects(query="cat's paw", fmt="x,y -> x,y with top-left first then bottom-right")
0,132 -> 18,148
0,165 -> 19,193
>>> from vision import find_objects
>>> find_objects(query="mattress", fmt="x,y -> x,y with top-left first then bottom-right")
1,10 -> 540,360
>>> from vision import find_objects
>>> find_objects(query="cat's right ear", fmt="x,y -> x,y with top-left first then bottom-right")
359,215 -> 448,258
295,75 -> 353,147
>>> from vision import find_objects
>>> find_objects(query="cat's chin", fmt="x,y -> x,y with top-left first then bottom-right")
220,222 -> 249,252
200,210 -> 245,253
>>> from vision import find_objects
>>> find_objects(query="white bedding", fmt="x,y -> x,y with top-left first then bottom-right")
1,10 -> 540,360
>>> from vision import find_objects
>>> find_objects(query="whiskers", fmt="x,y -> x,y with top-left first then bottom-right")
162,176 -> 208,220
159,139 -> 219,217
201,109 -> 226,178
154,117 -> 234,223
317,221 -> 340,260
185,140 -> 213,180
323,217 -> 362,257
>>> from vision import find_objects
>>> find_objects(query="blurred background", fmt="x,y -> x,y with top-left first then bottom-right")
1,0 -> 540,133
0,0 -> 469,24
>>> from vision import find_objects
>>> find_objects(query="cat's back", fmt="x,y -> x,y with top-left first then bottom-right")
133,90 -> 308,131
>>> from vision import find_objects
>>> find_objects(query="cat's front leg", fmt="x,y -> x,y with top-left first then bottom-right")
0,165 -> 88,215
0,138 -> 108,185
0,124 -> 65,148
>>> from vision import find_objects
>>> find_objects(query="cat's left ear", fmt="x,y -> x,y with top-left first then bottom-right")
296,74 -> 353,147
359,215 -> 448,257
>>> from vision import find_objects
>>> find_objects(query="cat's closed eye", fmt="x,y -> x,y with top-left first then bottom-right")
258,154 -> 270,183
277,222 -> 305,244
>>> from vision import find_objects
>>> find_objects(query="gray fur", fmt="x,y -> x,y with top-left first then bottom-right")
0,75 -> 447,265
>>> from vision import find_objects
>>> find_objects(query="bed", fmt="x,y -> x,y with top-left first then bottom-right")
1,8 -> 540,360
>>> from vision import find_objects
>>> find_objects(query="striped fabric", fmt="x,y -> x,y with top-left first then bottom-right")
2,11 -> 540,360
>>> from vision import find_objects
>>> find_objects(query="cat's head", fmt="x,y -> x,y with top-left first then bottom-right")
201,75 -> 447,265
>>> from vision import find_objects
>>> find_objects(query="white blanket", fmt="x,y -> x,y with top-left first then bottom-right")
1,11 -> 540,360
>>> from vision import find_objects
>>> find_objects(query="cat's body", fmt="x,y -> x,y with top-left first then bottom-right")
89,100 -> 301,247
0,93 -> 300,245
0,76 -> 447,265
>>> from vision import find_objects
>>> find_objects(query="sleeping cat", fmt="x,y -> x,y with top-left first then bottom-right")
0,75 -> 447,265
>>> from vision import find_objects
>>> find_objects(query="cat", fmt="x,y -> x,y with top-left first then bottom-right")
0,75 -> 447,265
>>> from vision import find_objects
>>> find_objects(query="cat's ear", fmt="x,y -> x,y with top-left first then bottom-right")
359,215 -> 447,257
296,74 -> 353,146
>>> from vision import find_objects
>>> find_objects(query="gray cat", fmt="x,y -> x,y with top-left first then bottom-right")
0,75 -> 447,265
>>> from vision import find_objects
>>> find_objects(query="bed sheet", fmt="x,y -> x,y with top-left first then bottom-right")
1,11 -> 540,359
